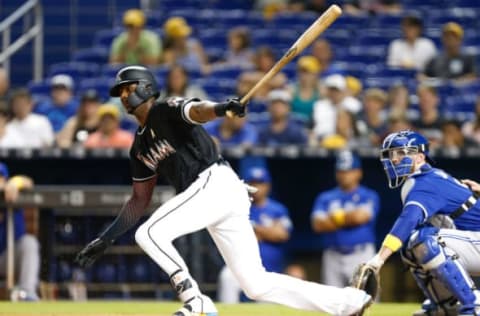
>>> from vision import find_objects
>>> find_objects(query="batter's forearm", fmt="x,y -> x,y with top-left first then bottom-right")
99,196 -> 149,243
188,101 -> 221,123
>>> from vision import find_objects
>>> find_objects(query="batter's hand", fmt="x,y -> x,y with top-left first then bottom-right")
75,238 -> 110,268
224,98 -> 246,118
461,179 -> 480,193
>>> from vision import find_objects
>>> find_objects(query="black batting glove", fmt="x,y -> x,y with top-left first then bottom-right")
75,237 -> 111,268
214,98 -> 246,118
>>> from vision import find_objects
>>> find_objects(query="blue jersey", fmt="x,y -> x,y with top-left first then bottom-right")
390,165 -> 480,244
311,185 -> 380,248
250,198 -> 292,273
0,209 -> 26,253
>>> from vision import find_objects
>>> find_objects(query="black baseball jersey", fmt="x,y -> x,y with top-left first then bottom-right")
129,98 -> 219,192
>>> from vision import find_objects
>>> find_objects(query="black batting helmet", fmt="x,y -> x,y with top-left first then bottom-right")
109,65 -> 159,110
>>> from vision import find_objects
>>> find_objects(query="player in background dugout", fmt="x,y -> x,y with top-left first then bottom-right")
0,163 -> 40,301
218,165 -> 293,303
311,151 -> 380,287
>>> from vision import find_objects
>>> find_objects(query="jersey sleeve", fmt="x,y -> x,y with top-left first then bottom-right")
404,186 -> 446,221
162,97 -> 201,125
311,194 -> 328,220
130,149 -> 156,181
274,204 -> 293,232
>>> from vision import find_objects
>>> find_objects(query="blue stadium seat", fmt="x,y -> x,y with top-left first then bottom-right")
208,0 -> 254,10
355,34 -> 393,46
145,10 -> 164,28
48,62 -> 100,81
209,65 -> 243,80
454,0 -> 480,8
198,29 -> 227,49
93,28 -> 123,48
72,46 -> 109,64
101,64 -> 127,79
270,12 -> 317,31
28,80 -> 51,97
78,77 -> 113,102
194,78 -> 236,99
373,14 -> 404,28
363,77 -> 406,91
127,258 -> 151,282
215,10 -> 251,28
331,14 -> 369,31
367,67 -> 417,79
94,260 -> 118,283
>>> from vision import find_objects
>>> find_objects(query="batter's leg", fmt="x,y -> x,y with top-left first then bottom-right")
217,265 -> 242,303
208,214 -> 370,316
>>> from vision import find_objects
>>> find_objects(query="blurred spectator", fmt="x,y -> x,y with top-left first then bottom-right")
35,74 -> 79,132
0,67 -> 10,102
442,120 -> 475,155
462,97 -> 480,145
357,88 -> 389,146
204,115 -> 258,148
387,15 -> 437,71
289,0 -> 329,13
239,46 -> 287,101
218,165 -> 292,303
288,56 -> 322,121
217,27 -> 254,70
312,74 -> 359,143
321,109 -> 366,149
110,9 -> 161,66
83,104 -> 133,149
7,89 -> 54,148
162,17 -> 209,74
56,89 -> 101,148
255,0 -> 289,19
0,101 -> 24,148
385,111 -> 412,135
158,64 -> 208,100
343,0 -> 402,15
345,76 -> 363,99
423,22 -> 477,82
411,84 -> 444,148
0,163 -> 40,301
311,39 -> 341,78
311,151 -> 379,287
257,90 -> 308,146
387,83 -> 418,120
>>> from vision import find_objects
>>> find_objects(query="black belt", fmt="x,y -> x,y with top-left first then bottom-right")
450,192 -> 480,220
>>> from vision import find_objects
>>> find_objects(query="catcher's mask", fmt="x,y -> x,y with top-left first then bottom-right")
380,130 -> 432,189
109,65 -> 159,113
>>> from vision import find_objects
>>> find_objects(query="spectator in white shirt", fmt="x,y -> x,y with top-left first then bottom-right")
0,101 -> 24,148
387,15 -> 437,71
311,74 -> 360,144
7,89 -> 54,148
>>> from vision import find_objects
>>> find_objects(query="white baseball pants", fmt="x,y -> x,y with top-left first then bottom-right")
438,229 -> 480,276
0,234 -> 40,299
135,163 -> 368,316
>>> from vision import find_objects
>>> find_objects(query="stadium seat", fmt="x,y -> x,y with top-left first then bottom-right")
373,14 -> 404,28
209,65 -> 244,80
198,29 -> 227,49
28,80 -> 51,97
48,62 -> 100,81
454,0 -> 480,8
93,28 -> 123,48
72,46 -> 109,64
78,77 -> 114,101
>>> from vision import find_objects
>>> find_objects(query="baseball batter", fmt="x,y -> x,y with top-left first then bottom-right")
363,130 -> 480,316
311,151 -> 379,287
75,65 -> 371,316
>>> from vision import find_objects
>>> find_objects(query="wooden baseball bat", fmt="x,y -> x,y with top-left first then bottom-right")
226,4 -> 342,117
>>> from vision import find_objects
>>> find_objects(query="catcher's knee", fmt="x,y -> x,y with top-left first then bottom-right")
407,227 -> 445,270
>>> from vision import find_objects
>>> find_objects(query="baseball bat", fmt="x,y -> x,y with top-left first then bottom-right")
227,4 -> 342,117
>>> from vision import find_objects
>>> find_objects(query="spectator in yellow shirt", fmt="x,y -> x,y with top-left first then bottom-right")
110,9 -> 161,66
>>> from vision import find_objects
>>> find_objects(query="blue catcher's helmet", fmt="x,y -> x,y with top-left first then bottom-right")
380,130 -> 431,188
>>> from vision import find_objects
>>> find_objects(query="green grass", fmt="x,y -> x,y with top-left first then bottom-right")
0,301 -> 419,316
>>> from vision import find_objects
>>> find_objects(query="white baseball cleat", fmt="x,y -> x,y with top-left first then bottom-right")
172,294 -> 218,316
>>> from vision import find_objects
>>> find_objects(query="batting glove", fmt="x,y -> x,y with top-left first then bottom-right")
75,237 -> 111,268
214,98 -> 246,117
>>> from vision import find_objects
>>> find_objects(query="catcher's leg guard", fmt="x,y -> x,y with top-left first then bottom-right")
407,228 -> 476,313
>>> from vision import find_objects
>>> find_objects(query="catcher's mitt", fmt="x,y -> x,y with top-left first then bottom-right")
350,263 -> 380,300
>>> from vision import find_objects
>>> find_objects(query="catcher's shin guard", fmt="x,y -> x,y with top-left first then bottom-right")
407,228 -> 476,311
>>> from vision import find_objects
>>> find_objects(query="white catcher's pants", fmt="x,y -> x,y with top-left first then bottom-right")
135,163 -> 367,315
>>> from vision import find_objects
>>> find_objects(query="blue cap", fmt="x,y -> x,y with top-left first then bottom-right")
243,166 -> 271,183
0,162 -> 9,178
335,151 -> 361,171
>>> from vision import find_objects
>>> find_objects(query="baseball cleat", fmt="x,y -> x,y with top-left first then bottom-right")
172,295 -> 218,316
